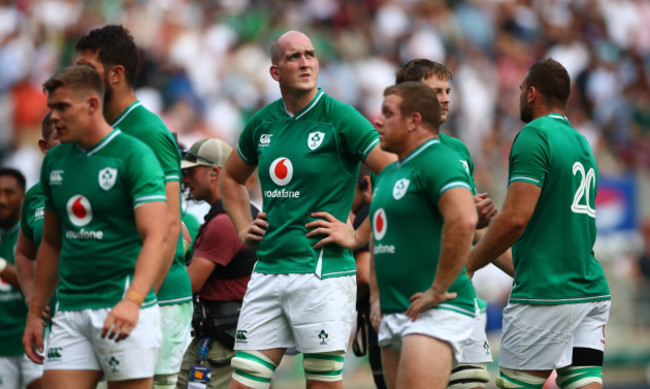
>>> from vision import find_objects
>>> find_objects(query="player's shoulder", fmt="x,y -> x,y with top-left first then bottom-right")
25,181 -> 43,199
439,133 -> 469,153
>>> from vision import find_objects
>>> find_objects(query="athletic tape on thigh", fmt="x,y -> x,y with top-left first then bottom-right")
555,366 -> 602,389
303,351 -> 345,382
231,351 -> 277,389
449,363 -> 490,389
496,368 -> 546,389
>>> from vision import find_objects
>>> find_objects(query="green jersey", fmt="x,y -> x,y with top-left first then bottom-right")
21,181 -> 58,315
508,114 -> 610,304
41,130 -> 166,311
440,133 -> 477,194
370,138 -> 476,316
0,223 -> 25,356
112,101 -> 191,305
237,89 -> 379,278
21,182 -> 45,251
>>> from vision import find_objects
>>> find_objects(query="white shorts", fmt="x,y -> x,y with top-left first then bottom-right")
456,313 -> 492,364
155,301 -> 193,375
234,272 -> 356,354
0,355 -> 43,389
377,308 -> 475,364
499,300 -> 610,370
44,305 -> 162,381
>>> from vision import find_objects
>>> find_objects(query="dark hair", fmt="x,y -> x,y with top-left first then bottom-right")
75,25 -> 138,87
0,167 -> 26,192
525,58 -> 571,108
395,59 -> 452,85
43,64 -> 105,102
41,111 -> 54,140
383,81 -> 442,132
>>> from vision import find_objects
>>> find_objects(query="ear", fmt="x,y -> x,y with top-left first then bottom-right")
37,138 -> 49,154
87,95 -> 101,113
409,112 -> 423,132
210,167 -> 219,178
270,65 -> 280,82
107,65 -> 125,85
526,86 -> 538,105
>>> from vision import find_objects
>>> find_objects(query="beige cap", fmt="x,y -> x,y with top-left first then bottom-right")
181,138 -> 233,169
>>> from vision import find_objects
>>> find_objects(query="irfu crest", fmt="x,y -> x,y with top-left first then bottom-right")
308,132 -> 325,150
99,167 -> 118,191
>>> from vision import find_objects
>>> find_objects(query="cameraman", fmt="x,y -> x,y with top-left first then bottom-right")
176,138 -> 258,389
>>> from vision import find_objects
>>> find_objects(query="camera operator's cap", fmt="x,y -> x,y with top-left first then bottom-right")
181,138 -> 232,169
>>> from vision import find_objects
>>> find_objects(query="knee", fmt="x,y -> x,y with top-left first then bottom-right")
496,368 -> 546,389
448,363 -> 490,389
231,351 -> 277,389
302,351 -> 345,383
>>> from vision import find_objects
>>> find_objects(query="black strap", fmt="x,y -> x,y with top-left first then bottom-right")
194,200 -> 259,279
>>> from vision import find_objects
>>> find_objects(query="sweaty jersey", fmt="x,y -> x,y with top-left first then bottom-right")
0,223 -> 25,356
370,138 -> 476,316
508,114 -> 610,304
112,101 -> 191,306
237,89 -> 379,278
41,130 -> 166,311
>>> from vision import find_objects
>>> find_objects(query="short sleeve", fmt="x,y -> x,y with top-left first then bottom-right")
509,126 -> 550,187
335,103 -> 380,162
193,214 -> 242,266
126,141 -> 167,208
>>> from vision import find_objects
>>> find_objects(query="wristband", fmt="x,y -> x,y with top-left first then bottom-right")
125,290 -> 145,306
0,257 -> 6,274
28,305 -> 44,318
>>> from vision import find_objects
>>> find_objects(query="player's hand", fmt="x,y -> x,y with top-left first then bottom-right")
370,297 -> 382,332
22,313 -> 46,364
475,193 -> 497,229
102,299 -> 140,342
241,212 -> 268,248
306,211 -> 356,249
406,287 -> 457,321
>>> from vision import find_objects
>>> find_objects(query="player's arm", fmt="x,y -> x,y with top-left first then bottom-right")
368,239 -> 382,331
14,231 -> 37,304
187,256 -> 217,294
219,151 -> 266,247
23,210 -> 62,364
0,255 -> 20,288
466,182 -> 541,275
406,187 -> 477,320
469,228 -> 515,278
102,200 -> 167,342
153,180 -> 181,292
364,144 -> 396,175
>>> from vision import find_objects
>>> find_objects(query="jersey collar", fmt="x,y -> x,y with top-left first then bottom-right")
111,101 -> 142,127
398,138 -> 440,168
0,221 -> 20,235
82,129 -> 122,156
547,113 -> 569,122
284,89 -> 324,120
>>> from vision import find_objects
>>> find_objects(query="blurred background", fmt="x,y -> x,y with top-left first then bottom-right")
1,0 -> 649,387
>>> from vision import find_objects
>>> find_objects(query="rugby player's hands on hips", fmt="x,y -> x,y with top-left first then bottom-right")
102,298 -> 140,342
406,287 -> 457,321
241,211 -> 267,247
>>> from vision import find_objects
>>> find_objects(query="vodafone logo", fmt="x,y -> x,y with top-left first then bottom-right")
269,157 -> 293,186
373,208 -> 387,240
66,195 -> 93,227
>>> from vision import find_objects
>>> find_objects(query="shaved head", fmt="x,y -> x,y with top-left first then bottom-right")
270,31 -> 312,64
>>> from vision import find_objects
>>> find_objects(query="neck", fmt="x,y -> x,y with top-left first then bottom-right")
283,88 -> 318,115
104,88 -> 138,124
397,132 -> 437,162
533,105 -> 566,121
208,190 -> 221,205
77,121 -> 114,150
